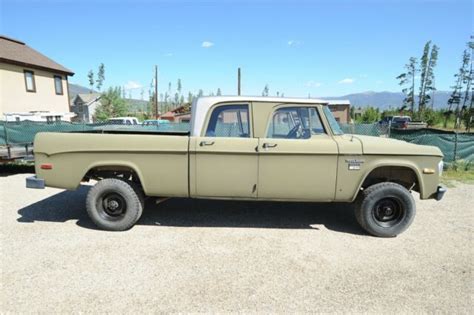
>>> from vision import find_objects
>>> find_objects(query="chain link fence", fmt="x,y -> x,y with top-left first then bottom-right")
1,121 -> 473,165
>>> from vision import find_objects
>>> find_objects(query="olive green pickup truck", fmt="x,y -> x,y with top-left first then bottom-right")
26,96 -> 446,237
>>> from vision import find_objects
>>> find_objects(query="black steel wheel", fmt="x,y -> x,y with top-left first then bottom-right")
97,192 -> 128,221
372,197 -> 404,228
86,178 -> 144,231
355,182 -> 416,237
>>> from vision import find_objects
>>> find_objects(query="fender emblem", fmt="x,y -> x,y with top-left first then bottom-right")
345,159 -> 364,170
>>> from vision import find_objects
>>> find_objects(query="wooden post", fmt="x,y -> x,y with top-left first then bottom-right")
237,67 -> 241,96
154,65 -> 159,118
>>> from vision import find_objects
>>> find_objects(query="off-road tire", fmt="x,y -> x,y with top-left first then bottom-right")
86,178 -> 144,231
355,182 -> 416,237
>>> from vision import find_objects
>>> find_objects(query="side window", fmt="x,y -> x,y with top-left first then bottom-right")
205,105 -> 250,137
309,108 -> 325,134
267,107 -> 325,139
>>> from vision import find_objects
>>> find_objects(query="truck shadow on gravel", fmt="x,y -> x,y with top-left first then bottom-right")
17,185 -> 366,235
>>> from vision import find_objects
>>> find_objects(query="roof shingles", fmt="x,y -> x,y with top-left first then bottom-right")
0,35 -> 74,75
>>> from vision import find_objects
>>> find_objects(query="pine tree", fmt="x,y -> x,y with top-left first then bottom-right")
460,42 -> 473,129
96,63 -> 105,91
87,70 -> 94,93
177,79 -> 182,94
174,92 -> 179,106
447,49 -> 470,128
396,57 -> 418,113
216,88 -> 222,96
262,84 -> 269,97
418,42 -> 439,113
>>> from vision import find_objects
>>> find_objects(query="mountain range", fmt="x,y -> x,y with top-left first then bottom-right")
320,91 -> 451,109
69,83 -> 94,98
69,83 -> 452,110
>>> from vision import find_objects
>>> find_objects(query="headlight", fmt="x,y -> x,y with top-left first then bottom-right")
438,161 -> 444,176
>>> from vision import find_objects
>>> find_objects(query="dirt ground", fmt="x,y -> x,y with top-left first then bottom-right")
1,174 -> 472,313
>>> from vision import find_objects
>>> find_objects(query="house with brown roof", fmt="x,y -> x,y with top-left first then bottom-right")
0,35 -> 75,122
160,104 -> 192,123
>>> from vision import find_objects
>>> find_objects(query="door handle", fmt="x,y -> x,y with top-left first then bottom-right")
262,143 -> 278,149
199,140 -> 215,146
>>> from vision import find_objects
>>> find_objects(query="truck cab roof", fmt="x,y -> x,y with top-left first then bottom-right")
190,96 -> 329,137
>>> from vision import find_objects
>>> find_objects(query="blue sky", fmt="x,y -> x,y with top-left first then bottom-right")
1,0 -> 472,99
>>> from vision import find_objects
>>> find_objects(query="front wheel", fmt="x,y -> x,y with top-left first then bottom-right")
86,178 -> 144,231
355,182 -> 416,237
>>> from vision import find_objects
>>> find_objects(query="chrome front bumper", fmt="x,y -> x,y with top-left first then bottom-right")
435,185 -> 447,201
26,176 -> 45,189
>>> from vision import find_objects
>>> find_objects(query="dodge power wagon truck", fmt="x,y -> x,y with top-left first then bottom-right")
26,96 -> 446,237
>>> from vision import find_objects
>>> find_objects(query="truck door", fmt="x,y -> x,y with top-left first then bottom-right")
192,103 -> 258,198
257,106 -> 338,201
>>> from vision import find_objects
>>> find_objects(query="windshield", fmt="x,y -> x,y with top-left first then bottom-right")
323,106 -> 344,135
107,119 -> 124,124
393,117 -> 410,123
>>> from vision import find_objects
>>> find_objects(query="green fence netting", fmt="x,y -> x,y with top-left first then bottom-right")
0,121 -> 190,146
389,129 -> 474,164
1,121 -> 473,164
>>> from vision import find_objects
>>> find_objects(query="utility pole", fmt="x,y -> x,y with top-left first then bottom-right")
237,67 -> 241,96
154,65 -> 158,118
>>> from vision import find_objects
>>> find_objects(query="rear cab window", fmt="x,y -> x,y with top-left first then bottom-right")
205,104 -> 250,137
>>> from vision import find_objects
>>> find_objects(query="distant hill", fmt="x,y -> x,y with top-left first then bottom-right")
321,91 -> 451,109
69,83 -> 95,99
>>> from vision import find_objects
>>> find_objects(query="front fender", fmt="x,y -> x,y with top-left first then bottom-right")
335,155 -> 440,201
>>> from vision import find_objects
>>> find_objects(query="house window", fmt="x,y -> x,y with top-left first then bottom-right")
24,70 -> 36,92
54,75 -> 63,95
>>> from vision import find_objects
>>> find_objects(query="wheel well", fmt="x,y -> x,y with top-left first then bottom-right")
83,165 -> 142,186
361,166 -> 420,193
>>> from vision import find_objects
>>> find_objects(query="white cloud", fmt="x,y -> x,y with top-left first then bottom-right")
164,52 -> 173,57
202,41 -> 214,48
288,40 -> 302,47
338,78 -> 355,84
306,80 -> 322,88
124,81 -> 142,90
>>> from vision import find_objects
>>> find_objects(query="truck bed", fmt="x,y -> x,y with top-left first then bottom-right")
33,132 -> 190,196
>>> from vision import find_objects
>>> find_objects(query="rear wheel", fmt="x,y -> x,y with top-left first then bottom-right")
86,178 -> 144,231
355,182 -> 415,237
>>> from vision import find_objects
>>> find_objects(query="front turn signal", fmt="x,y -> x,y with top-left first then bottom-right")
423,168 -> 435,174
40,164 -> 53,170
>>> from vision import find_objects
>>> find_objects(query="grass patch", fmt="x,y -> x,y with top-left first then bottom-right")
441,169 -> 474,187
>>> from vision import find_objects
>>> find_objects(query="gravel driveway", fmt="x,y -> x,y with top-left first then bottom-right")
1,174 -> 472,313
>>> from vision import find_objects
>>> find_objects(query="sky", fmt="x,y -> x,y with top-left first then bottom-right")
1,0 -> 472,99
